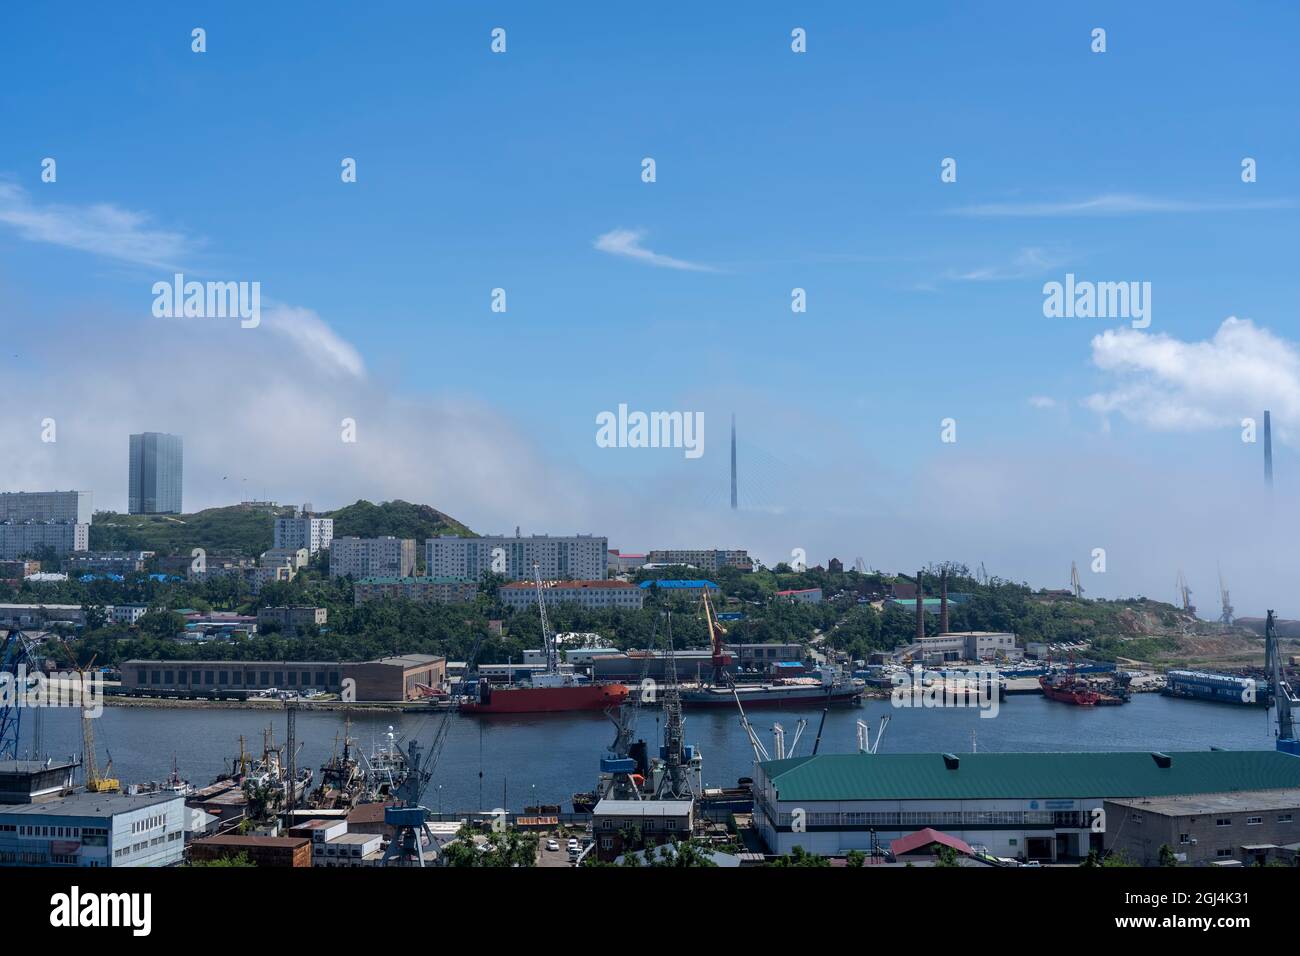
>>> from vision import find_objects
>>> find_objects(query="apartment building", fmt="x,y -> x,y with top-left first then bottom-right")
330,537 -> 416,579
64,551 -> 154,575
258,606 -> 328,634
0,491 -> 92,560
353,576 -> 477,605
273,511 -> 334,555
645,549 -> 753,573
499,579 -> 644,612
0,491 -> 92,525
426,534 -> 608,581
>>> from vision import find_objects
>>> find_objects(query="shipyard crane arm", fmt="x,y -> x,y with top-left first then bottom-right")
701,590 -> 732,685
0,629 -> 41,760
1266,610 -> 1299,744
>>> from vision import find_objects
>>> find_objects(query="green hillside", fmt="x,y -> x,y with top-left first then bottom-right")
88,499 -> 473,556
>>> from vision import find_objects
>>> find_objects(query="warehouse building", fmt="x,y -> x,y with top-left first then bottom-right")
752,750 -> 1300,862
121,655 -> 440,701
1105,789 -> 1300,866
0,791 -> 185,867
344,654 -> 445,701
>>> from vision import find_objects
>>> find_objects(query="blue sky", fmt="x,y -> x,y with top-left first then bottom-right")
2,2 -> 1299,612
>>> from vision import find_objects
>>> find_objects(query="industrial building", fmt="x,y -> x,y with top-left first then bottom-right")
0,760 -> 76,803
0,603 -> 87,628
499,579 -> 644,611
120,654 -> 444,701
752,750 -> 1300,862
1104,789 -> 1300,866
121,659 -> 344,696
426,533 -> 608,582
0,790 -> 186,867
592,799 -> 695,861
128,432 -> 183,514
344,654 -> 445,701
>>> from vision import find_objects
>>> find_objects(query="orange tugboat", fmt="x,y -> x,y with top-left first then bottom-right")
460,563 -> 630,714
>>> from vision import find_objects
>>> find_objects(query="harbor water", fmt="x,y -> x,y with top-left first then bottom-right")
18,692 -> 1280,812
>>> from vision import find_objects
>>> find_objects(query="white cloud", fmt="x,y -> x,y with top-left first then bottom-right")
594,228 -> 717,272
1085,317 -> 1300,438
948,246 -> 1063,282
262,304 -> 366,380
949,193 -> 1294,218
1028,396 -> 1056,409
0,182 -> 199,270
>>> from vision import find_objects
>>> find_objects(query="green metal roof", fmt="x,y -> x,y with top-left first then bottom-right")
759,751 -> 1300,802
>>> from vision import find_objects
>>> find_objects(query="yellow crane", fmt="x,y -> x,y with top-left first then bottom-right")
54,639 -> 119,793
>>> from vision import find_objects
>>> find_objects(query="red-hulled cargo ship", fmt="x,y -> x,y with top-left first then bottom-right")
1039,672 -> 1100,706
460,674 -> 629,714
459,562 -> 630,714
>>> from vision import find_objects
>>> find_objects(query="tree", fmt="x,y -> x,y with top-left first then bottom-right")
845,849 -> 866,867
1157,844 -> 1180,867
186,851 -> 255,867
768,845 -> 830,867
933,845 -> 960,867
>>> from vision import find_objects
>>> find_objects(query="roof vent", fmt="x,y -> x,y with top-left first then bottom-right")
942,753 -> 960,770
1151,752 -> 1172,769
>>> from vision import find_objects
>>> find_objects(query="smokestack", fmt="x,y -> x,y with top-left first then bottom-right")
940,569 -> 949,634
1265,410 -> 1274,490
915,570 -> 925,643
730,413 -> 737,510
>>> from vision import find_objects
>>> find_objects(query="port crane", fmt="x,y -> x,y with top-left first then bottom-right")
381,709 -> 454,866
1217,565 -> 1234,627
701,590 -> 732,686
856,715 -> 891,754
1176,570 -> 1196,615
53,638 -> 119,792
1264,610 -> 1300,755
652,613 -> 694,799
0,629 -> 41,760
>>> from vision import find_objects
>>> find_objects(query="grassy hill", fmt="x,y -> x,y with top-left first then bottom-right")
89,499 -> 473,556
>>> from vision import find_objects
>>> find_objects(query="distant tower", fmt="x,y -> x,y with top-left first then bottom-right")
728,416 -> 738,512
939,569 -> 950,633
915,570 -> 925,643
1265,410 -> 1274,489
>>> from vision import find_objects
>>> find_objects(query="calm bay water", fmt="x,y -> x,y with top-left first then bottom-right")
19,693 -> 1280,812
